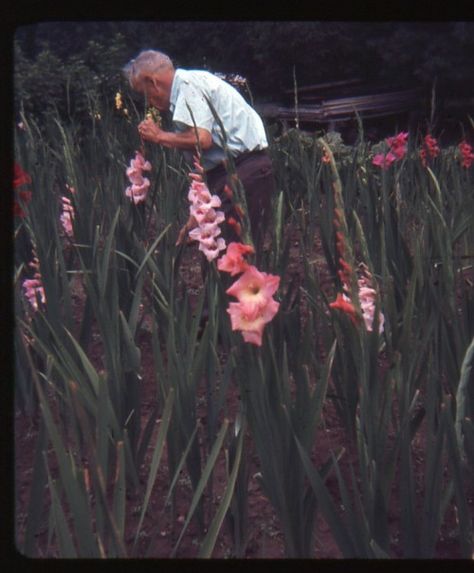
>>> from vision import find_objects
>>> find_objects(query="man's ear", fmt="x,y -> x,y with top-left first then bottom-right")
150,76 -> 161,90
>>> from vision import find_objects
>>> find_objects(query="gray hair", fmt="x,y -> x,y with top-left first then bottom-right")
123,50 -> 174,87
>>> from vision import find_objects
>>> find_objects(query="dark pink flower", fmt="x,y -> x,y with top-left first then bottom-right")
459,140 -> 474,168
372,151 -> 397,170
386,131 -> 408,159
420,134 -> 440,166
217,241 -> 254,276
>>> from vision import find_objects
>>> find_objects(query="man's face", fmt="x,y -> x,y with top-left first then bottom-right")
134,70 -> 172,112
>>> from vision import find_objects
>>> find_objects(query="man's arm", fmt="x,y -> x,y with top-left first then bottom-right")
138,119 -> 212,150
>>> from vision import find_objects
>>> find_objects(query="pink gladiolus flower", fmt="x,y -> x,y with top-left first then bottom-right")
126,166 -> 145,185
125,177 -> 151,204
23,278 -> 46,311
227,298 -> 280,347
357,274 -> 384,334
186,157 -> 227,259
226,265 -> 280,311
125,151 -> 152,204
23,255 -> 46,311
199,237 -> 226,261
190,205 -> 225,225
60,196 -> 75,237
188,184 -> 222,209
130,152 -> 152,172
330,264 -> 385,333
217,241 -> 254,276
189,222 -> 222,244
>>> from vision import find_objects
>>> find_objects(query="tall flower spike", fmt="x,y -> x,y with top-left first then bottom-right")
23,253 -> 46,311
372,131 -> 408,169
125,151 -> 152,205
60,197 -> 75,237
357,264 -> 385,334
187,155 -> 226,261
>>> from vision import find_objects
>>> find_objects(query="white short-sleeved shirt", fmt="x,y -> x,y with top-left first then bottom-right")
169,69 -> 268,171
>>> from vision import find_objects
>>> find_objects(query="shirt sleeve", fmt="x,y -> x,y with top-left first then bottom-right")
172,81 -> 214,133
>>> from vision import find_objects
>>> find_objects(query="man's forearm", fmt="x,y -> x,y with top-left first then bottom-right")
139,119 -> 213,150
158,129 -> 203,150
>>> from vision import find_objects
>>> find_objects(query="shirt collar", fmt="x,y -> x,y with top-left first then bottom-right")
169,68 -> 184,113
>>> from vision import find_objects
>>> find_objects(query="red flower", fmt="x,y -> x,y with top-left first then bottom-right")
13,163 -> 32,217
217,241 -> 253,275
227,216 -> 242,237
338,257 -> 353,286
373,132 -> 409,169
14,163 -> 32,188
420,134 -> 440,166
335,231 -> 345,256
333,208 -> 344,228
459,140 -> 474,168
329,292 -> 358,324
386,131 -> 408,160
223,184 -> 234,199
372,151 -> 397,170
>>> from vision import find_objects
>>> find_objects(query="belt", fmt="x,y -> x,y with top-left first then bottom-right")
206,148 -> 268,178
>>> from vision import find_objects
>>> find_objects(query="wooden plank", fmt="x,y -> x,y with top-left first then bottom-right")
319,89 -> 421,108
284,78 -> 363,95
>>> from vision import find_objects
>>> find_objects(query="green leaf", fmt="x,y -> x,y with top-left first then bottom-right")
119,310 -> 141,372
171,419 -> 229,557
133,388 -> 175,551
134,223 -> 172,279
199,421 -> 245,557
444,399 -> 473,558
294,435 -> 356,557
34,378 -> 99,557
99,207 -> 120,300
112,441 -> 126,540
45,462 -> 78,558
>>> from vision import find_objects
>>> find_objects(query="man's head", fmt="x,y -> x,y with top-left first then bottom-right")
123,50 -> 175,112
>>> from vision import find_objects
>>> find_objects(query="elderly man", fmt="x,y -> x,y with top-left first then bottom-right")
123,50 -> 275,253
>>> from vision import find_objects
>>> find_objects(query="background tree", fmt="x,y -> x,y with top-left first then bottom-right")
13,21 -> 474,129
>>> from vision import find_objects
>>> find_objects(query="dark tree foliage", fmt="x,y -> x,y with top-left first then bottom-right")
13,21 -> 474,126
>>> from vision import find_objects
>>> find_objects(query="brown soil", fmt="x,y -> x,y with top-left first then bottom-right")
14,226 -> 474,560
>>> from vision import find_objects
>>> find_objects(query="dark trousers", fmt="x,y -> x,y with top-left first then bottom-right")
205,149 -> 276,256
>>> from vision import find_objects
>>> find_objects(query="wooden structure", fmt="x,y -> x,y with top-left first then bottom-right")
256,79 -> 424,131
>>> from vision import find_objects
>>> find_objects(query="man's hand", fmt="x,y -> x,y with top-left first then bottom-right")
138,118 -> 163,144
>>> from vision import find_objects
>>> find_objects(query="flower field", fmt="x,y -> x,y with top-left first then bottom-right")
13,99 -> 474,558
